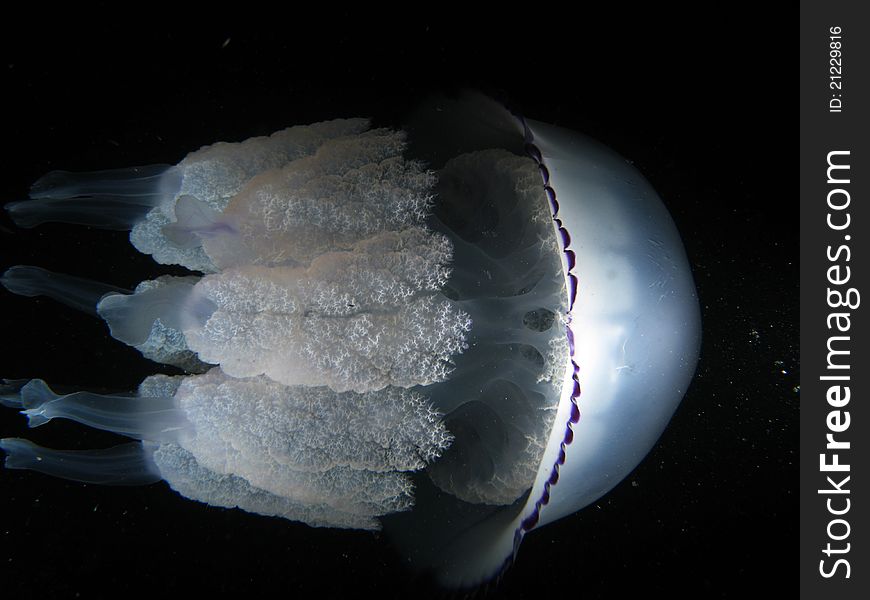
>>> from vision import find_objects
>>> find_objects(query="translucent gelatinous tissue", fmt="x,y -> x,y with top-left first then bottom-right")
1,93 -> 700,588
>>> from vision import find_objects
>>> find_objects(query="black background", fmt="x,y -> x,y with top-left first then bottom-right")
0,9 -> 796,599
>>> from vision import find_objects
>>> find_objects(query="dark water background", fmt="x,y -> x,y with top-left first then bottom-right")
0,9 -> 796,599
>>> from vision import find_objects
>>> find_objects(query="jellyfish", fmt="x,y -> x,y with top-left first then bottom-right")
0,92 -> 700,588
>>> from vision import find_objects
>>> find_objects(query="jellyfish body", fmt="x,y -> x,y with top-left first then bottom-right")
1,93 -> 700,588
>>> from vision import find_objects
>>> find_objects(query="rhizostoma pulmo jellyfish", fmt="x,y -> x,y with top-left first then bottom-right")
0,92 -> 700,588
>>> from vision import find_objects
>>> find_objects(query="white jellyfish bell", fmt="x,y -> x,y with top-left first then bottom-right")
0,92 -> 700,588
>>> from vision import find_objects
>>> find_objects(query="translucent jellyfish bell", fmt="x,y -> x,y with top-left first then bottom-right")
0,92 -> 700,588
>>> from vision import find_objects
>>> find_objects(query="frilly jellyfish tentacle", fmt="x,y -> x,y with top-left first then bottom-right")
1,92 -> 700,590
1,368 -> 453,530
145,441 -> 388,530
0,267 -> 210,373
6,164 -> 178,230
161,195 -> 231,249
0,265 -> 129,316
0,438 -> 162,485
0,378 -> 190,440
7,119 -> 375,272
96,275 -> 212,372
